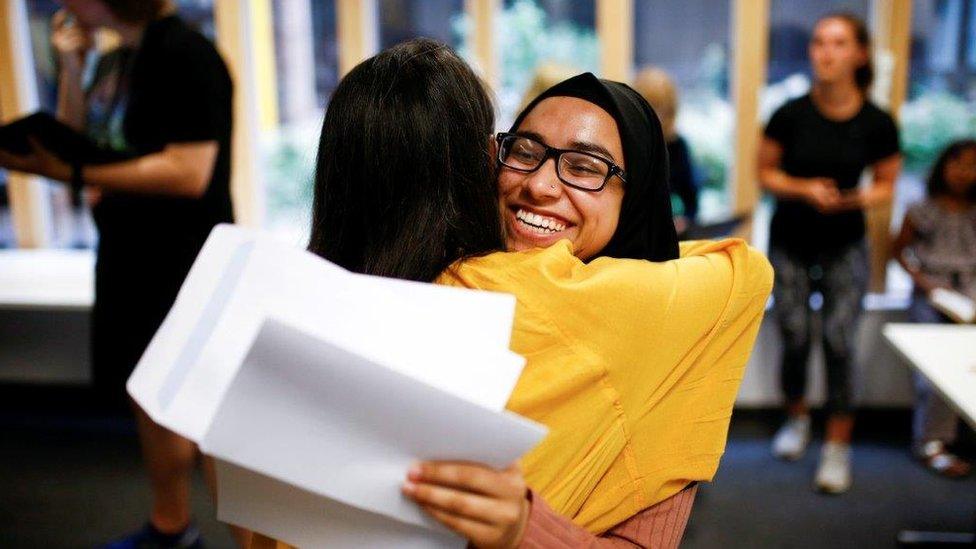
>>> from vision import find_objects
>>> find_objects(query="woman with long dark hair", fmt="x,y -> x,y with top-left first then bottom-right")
758,13 -> 902,493
254,40 -> 771,548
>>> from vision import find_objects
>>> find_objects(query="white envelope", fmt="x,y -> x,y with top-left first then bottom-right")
203,319 -> 547,547
215,461 -> 463,549
127,224 -> 523,443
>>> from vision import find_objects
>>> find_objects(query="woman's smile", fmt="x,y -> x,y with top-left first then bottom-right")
505,205 -> 574,248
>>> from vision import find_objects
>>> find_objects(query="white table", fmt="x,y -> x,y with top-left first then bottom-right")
883,323 -> 976,547
0,249 -> 94,310
883,324 -> 976,430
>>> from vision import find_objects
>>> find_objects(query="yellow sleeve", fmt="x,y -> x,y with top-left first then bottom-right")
519,238 -> 773,490
524,239 -> 771,401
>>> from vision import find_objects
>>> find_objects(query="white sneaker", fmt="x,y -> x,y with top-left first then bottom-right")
814,441 -> 852,494
772,415 -> 811,461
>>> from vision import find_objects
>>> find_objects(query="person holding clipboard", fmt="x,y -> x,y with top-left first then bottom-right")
0,1 -> 233,547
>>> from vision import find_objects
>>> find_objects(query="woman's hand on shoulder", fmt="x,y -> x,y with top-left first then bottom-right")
403,461 -> 530,549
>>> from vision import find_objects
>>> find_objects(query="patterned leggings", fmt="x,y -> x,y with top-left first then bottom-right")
769,242 -> 868,415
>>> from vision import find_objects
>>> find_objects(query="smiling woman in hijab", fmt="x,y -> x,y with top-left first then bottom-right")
503,72 -> 680,263
251,49 -> 772,549
405,73 -> 769,547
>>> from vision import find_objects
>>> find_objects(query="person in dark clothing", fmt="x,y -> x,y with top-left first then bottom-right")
0,1 -> 234,547
667,136 -> 699,222
635,67 -> 699,235
757,13 -> 901,494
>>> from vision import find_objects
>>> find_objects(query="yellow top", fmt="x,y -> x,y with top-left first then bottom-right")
435,238 -> 773,533
248,238 -> 772,547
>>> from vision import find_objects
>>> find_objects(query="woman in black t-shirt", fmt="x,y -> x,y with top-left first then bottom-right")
0,1 -> 233,546
757,13 -> 901,494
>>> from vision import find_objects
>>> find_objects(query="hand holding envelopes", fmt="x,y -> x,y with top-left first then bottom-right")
126,225 -> 547,547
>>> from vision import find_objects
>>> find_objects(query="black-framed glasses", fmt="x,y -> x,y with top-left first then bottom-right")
495,132 -> 626,192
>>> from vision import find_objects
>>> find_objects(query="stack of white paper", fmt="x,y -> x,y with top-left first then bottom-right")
127,224 -> 547,548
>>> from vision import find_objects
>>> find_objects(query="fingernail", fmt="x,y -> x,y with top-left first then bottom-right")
402,481 -> 416,495
407,463 -> 422,480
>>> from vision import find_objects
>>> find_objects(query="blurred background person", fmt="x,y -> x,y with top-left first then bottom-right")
0,0 -> 234,546
892,139 -> 976,479
517,63 -> 578,114
757,13 -> 901,494
634,66 -> 699,237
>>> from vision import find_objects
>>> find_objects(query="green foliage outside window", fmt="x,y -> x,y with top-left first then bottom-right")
900,90 -> 976,174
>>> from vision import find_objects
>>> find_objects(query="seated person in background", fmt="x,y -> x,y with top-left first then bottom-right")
634,67 -> 699,236
892,139 -> 976,479
251,40 -> 772,548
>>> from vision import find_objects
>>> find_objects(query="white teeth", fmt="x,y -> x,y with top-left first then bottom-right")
515,209 -> 566,234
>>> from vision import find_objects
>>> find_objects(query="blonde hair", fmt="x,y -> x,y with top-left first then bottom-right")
633,67 -> 678,140
518,64 -> 580,113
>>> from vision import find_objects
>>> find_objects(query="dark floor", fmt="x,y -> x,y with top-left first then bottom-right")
1,406 -> 973,549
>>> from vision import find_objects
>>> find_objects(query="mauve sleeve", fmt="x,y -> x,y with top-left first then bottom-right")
518,484 -> 698,549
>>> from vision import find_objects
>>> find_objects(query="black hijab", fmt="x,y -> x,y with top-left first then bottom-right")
509,72 -> 679,262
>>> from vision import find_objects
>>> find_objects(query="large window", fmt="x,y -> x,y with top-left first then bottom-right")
490,0 -> 599,128
379,0 -> 464,50
898,0 -> 976,217
634,0 -> 733,222
262,0 -> 338,244
176,0 -> 217,39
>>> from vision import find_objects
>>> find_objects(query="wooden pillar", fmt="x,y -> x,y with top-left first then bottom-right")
866,0 -> 912,292
0,0 -> 51,247
214,0 -> 278,226
596,0 -> 634,82
730,0 -> 770,239
465,0 -> 500,89
336,0 -> 378,77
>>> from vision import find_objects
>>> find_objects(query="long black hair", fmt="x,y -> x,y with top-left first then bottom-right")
307,39 -> 503,282
926,139 -> 976,200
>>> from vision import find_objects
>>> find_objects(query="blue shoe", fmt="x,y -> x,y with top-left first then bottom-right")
98,522 -> 203,549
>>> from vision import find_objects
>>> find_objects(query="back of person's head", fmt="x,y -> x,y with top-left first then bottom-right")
308,39 -> 503,282
633,67 -> 678,140
927,139 -> 976,200
817,12 -> 874,92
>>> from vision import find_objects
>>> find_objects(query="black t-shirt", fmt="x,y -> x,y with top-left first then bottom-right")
91,15 -> 233,273
764,94 -> 899,255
